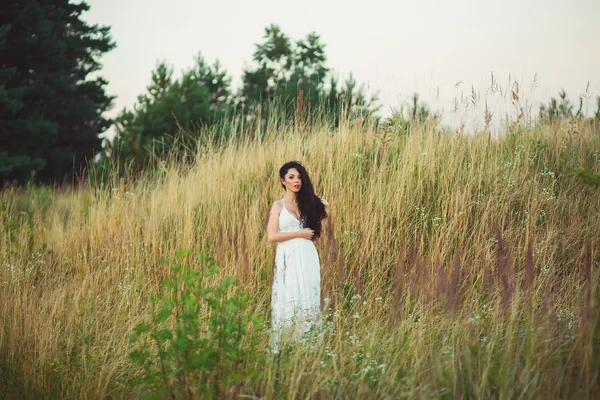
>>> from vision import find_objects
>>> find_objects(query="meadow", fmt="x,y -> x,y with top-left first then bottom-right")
1,114 -> 599,399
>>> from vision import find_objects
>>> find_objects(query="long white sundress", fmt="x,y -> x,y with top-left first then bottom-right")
271,199 -> 321,352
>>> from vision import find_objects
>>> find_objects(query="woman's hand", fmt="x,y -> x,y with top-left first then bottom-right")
299,228 -> 315,240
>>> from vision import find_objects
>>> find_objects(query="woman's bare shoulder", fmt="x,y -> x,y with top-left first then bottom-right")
270,200 -> 283,213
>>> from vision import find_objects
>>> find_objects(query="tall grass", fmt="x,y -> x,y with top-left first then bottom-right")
1,115 -> 599,398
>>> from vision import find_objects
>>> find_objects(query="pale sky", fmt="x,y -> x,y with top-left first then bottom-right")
85,0 -> 600,135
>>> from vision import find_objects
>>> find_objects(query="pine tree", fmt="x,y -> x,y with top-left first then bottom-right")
108,55 -> 231,170
0,1 -> 115,184
239,25 -> 379,124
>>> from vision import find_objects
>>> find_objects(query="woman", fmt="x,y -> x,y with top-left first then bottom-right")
266,161 -> 329,352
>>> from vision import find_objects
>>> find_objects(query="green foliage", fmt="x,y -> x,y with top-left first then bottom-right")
105,55 -> 231,172
0,1 -> 115,185
240,25 -> 379,124
0,198 -> 19,245
538,89 -> 575,122
128,249 -> 265,399
241,25 -> 328,110
538,90 -> 600,127
105,24 -> 381,172
378,93 -> 437,136
575,167 -> 600,188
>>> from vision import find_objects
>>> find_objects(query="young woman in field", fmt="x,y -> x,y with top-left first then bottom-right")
266,161 -> 329,352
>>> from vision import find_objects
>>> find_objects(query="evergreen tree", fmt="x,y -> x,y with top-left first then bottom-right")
539,89 -> 574,122
0,0 -> 115,184
240,25 -> 328,118
108,54 -> 231,169
106,24 -> 380,170
240,25 -> 379,124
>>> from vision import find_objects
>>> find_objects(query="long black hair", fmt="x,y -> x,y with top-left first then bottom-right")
279,161 -> 327,239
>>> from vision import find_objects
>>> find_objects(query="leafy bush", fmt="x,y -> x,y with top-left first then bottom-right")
128,249 -> 265,399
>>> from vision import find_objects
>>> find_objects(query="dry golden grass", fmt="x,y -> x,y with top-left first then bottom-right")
1,117 -> 599,398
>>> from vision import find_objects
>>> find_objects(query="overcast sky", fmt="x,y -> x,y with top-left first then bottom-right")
85,0 -> 600,134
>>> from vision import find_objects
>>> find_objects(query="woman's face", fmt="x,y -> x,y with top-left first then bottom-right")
281,168 -> 302,193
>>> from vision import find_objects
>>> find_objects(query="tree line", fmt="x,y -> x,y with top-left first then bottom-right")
0,1 -> 378,185
107,24 -> 380,172
1,1 -> 598,185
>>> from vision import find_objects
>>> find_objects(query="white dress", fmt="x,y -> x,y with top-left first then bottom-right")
271,199 -> 321,352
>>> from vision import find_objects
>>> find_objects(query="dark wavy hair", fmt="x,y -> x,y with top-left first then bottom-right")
279,161 -> 327,240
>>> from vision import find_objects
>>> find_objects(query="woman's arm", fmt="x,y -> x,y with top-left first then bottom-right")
266,201 -> 313,243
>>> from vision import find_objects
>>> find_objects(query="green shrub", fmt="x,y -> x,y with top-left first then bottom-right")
128,249 -> 265,399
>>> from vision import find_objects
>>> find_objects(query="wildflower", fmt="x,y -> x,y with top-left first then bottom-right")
349,335 -> 361,345
542,187 -> 555,200
117,283 -> 133,293
375,297 -> 383,301
541,265 -> 550,274
538,209 -> 547,221
540,166 -> 555,178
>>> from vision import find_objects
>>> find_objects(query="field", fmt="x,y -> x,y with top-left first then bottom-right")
1,116 -> 599,399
